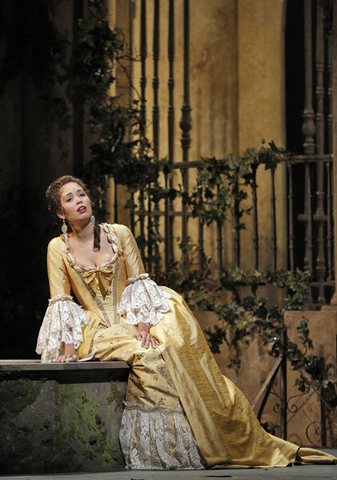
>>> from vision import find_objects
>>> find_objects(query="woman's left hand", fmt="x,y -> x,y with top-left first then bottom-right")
136,321 -> 160,349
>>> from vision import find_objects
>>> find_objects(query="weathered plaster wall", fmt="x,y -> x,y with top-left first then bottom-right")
113,0 -> 288,272
238,0 -> 287,273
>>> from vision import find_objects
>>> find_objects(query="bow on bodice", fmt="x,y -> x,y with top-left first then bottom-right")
82,264 -> 114,299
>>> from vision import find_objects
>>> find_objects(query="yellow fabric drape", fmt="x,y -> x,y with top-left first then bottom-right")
40,224 -> 337,468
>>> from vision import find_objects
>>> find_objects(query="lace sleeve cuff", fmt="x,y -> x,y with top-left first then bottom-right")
118,275 -> 171,327
36,295 -> 89,363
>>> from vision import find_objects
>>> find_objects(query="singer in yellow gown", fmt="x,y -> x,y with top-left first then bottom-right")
36,222 -> 336,470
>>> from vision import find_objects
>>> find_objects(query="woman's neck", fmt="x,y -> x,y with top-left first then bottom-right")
69,219 -> 93,243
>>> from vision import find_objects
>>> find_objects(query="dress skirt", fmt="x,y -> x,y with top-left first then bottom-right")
88,287 -> 336,469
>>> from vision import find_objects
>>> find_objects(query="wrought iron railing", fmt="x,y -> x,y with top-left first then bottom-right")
123,154 -> 334,305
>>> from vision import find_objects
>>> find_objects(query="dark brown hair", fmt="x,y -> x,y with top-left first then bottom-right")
46,175 -> 100,250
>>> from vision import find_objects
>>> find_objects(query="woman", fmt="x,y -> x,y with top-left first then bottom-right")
36,175 -> 335,470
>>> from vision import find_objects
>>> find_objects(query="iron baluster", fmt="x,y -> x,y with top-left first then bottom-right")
326,161 -> 333,281
216,183 -> 223,273
251,164 -> 259,271
180,0 -> 191,246
167,0 -> 175,268
139,0 -> 147,260
288,164 -> 295,272
152,0 -> 160,276
271,167 -> 277,271
314,0 -> 326,304
302,0 -> 316,154
234,179 -> 241,268
327,22 -> 333,153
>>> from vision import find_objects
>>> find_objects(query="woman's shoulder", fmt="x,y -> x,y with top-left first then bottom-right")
48,235 -> 64,253
104,223 -> 132,238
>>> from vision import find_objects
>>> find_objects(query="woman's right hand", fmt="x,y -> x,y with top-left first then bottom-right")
53,344 -> 78,363
136,321 -> 160,349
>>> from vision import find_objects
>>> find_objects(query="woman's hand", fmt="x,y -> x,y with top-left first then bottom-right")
136,321 -> 160,349
53,343 -> 78,363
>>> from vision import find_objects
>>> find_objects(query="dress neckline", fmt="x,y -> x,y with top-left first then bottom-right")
61,223 -> 121,270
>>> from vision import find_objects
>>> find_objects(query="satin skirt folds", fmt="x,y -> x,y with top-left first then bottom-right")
151,288 -> 300,468
152,287 -> 337,467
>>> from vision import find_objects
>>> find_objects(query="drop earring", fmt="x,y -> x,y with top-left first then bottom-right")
90,215 -> 95,228
61,219 -> 68,241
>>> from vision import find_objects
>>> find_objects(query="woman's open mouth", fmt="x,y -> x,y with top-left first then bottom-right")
77,206 -> 87,213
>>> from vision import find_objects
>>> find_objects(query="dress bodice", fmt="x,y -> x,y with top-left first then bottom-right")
36,223 -> 170,362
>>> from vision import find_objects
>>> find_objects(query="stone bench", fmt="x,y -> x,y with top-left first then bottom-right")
0,360 -> 130,474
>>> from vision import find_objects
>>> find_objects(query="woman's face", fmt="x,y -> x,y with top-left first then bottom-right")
57,182 -> 92,225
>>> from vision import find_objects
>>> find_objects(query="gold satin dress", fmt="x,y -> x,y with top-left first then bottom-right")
36,223 -> 336,470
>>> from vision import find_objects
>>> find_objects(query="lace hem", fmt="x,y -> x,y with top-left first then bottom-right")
36,297 -> 89,363
124,401 -> 184,416
120,404 -> 206,470
118,278 -> 171,327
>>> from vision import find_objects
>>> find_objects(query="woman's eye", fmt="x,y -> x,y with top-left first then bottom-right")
66,197 -> 73,202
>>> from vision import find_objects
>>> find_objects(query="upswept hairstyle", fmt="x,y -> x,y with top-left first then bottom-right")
46,175 -> 91,224
46,175 -> 100,250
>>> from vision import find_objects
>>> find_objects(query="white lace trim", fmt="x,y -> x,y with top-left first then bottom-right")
36,297 -> 89,363
48,294 -> 73,305
124,401 -> 184,416
126,273 -> 149,285
118,278 -> 171,327
120,404 -> 206,470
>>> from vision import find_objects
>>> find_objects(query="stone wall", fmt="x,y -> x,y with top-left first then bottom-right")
0,360 -> 129,474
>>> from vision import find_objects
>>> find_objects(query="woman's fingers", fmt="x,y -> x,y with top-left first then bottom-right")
143,333 -> 150,349
53,354 -> 78,363
53,355 -> 63,363
136,331 -> 160,349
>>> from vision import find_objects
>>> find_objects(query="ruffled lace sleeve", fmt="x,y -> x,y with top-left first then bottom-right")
118,274 -> 171,327
36,295 -> 89,363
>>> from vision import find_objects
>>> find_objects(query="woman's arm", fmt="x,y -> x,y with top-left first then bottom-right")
36,238 -> 88,363
117,225 -> 170,347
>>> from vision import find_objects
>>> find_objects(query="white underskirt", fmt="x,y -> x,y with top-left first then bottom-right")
119,403 -> 206,470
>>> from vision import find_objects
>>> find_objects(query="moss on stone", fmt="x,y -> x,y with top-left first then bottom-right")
54,384 -> 118,470
0,378 -> 125,473
106,381 -> 123,410
0,378 -> 44,414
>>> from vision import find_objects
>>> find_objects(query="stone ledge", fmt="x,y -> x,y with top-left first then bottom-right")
0,360 -> 130,383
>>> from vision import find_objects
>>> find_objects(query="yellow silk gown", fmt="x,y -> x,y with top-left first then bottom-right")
36,223 -> 336,470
